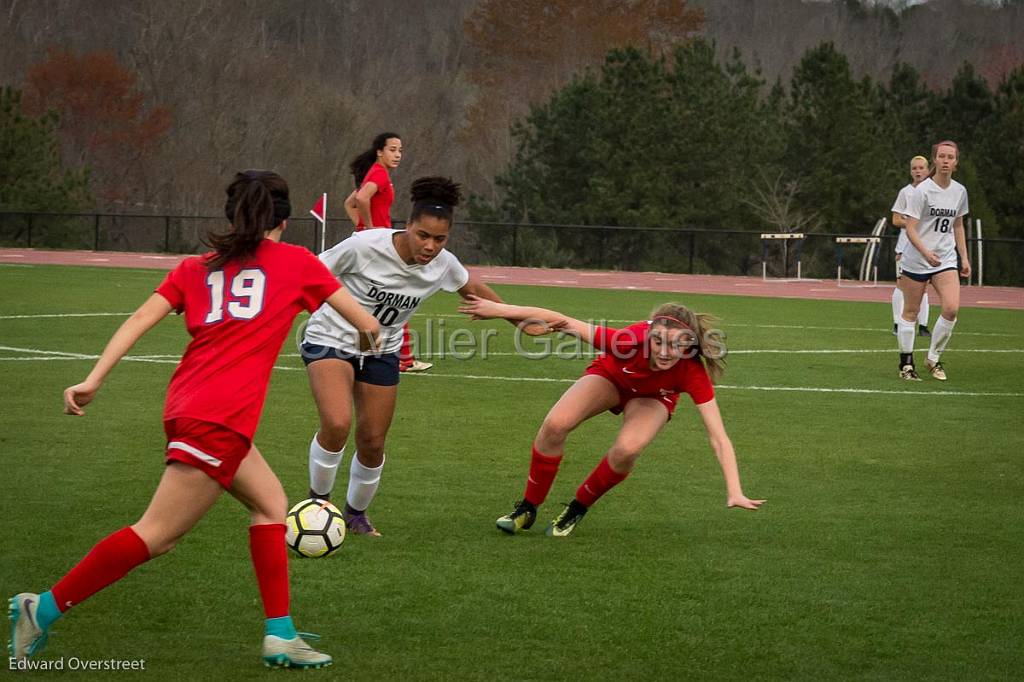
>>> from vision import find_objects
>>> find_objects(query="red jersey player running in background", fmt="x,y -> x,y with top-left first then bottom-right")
8,170 -> 379,669
459,297 -> 765,537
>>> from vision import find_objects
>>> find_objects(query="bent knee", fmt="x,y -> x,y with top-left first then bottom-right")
132,526 -> 181,558
252,491 -> 288,525
539,415 -> 575,442
318,422 -> 350,451
607,446 -> 642,471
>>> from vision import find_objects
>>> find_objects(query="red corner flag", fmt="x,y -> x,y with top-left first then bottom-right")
310,193 -> 326,223
309,193 -> 327,252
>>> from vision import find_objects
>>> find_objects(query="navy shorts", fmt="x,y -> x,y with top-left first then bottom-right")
901,266 -> 958,283
301,343 -> 400,386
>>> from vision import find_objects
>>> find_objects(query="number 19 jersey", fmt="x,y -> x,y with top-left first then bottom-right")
156,239 -> 341,440
304,229 -> 469,355
901,177 -> 969,275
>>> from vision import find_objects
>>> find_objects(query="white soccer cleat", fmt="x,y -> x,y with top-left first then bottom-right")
899,364 -> 922,382
8,593 -> 49,661
262,634 -> 333,669
401,360 -> 433,373
925,360 -> 947,381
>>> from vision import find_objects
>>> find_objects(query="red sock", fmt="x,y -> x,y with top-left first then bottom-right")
524,445 -> 563,506
249,524 -> 290,619
50,526 -> 151,612
400,324 -> 413,363
576,456 -> 629,507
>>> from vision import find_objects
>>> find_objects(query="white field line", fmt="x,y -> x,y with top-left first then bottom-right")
0,310 -> 1018,338
1,345 -> 1021,398
0,312 -> 135,320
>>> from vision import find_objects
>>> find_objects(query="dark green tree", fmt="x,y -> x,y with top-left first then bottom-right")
0,86 -> 90,212
973,65 -> 1024,240
479,40 -> 782,272
782,43 -> 890,234
932,62 -> 994,151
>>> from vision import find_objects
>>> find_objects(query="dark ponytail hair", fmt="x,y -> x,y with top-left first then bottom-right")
409,176 -> 461,225
206,170 -> 291,269
349,132 -> 401,186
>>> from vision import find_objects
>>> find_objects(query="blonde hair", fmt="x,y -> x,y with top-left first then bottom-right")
910,155 -> 928,165
650,302 -> 725,382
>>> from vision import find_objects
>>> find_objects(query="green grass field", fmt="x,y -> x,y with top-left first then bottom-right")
2,263 -> 1023,680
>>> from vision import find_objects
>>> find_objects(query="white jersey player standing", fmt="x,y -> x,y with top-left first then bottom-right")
301,176 -> 537,536
896,141 -> 971,382
890,155 -> 931,338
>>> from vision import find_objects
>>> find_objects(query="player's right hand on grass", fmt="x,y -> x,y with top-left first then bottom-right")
63,380 -> 100,416
727,495 -> 766,510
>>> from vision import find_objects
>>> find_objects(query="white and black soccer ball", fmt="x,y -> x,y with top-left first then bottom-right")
285,499 -> 346,558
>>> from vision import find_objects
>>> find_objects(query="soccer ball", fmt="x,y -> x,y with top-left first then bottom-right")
285,499 -> 346,558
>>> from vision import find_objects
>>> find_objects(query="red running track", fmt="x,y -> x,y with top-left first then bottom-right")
2,247 -> 1022,310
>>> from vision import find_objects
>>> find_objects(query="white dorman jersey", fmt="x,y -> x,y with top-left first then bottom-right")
304,229 -> 470,354
900,177 -> 969,275
890,183 -> 916,254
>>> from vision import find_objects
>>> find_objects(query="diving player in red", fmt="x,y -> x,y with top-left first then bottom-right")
8,170 -> 379,669
459,297 -> 765,537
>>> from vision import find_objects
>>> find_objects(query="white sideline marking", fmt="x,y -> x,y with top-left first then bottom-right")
0,312 -> 134,320
400,373 -> 1024,397
5,345 -> 1020,398
0,310 -> 1018,338
426,313 -> 1019,337
0,254 -> 25,258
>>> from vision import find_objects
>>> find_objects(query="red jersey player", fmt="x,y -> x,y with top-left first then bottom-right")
459,297 -> 765,537
341,131 -> 428,373
343,132 -> 401,231
8,171 -> 379,669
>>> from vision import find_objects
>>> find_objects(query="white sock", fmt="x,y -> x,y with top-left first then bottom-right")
891,287 -> 903,325
309,433 -> 344,498
897,318 -> 916,355
918,292 -> 930,328
928,315 -> 956,364
346,453 -> 385,513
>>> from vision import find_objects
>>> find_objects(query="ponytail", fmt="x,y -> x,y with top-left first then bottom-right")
206,170 -> 291,269
650,302 -> 726,382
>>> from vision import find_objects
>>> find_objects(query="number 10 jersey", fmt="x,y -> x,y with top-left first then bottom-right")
304,229 -> 469,355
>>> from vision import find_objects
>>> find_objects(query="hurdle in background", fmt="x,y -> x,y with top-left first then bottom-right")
835,236 -> 880,287
760,233 -> 806,281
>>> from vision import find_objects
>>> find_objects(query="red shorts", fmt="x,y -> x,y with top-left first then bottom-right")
164,418 -> 252,489
583,365 -> 679,418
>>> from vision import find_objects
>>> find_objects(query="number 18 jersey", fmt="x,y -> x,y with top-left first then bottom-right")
901,177 -> 969,275
304,229 -> 469,355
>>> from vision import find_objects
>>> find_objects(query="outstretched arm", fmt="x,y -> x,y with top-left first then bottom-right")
695,398 -> 765,510
64,293 -> 175,415
459,294 -> 594,344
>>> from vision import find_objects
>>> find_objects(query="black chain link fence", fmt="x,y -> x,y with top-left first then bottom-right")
1,212 -> 1020,286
